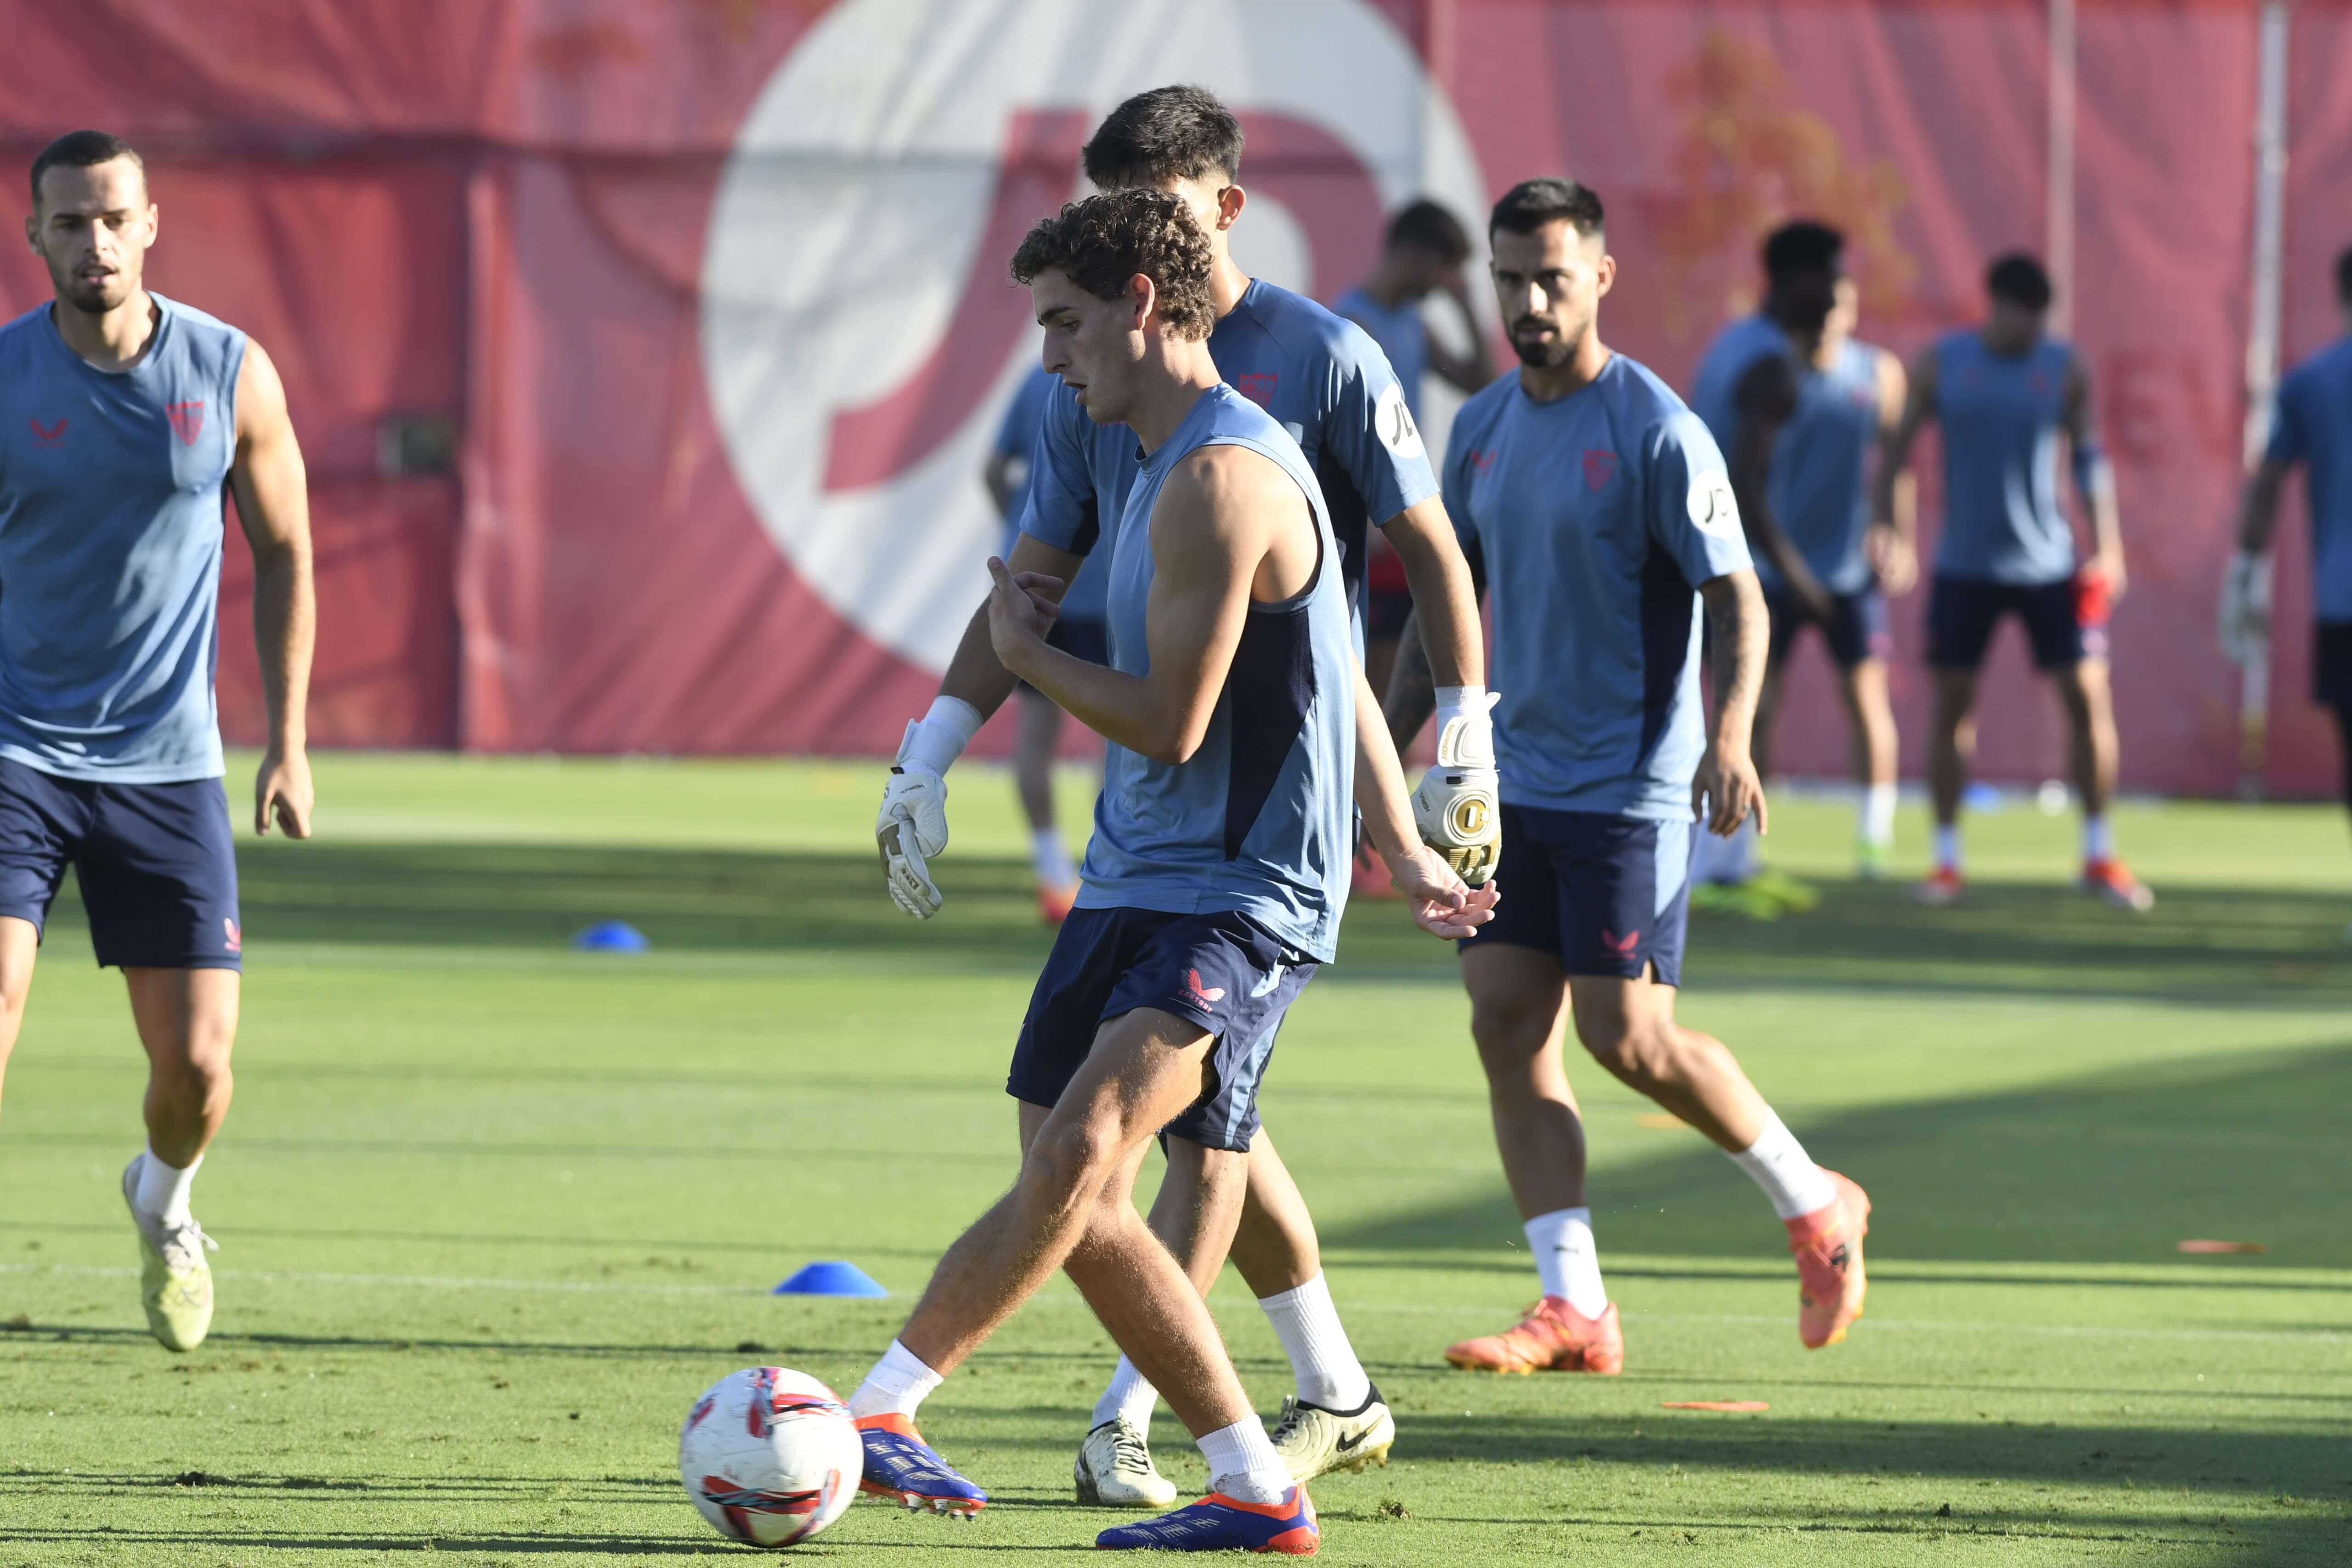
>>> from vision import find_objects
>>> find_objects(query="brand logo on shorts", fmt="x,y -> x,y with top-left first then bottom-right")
1235,372 -> 1279,409
1183,968 -> 1227,1007
166,402 -> 205,446
29,417 -> 66,447
1582,449 -> 1617,491
1600,928 -> 1639,957
222,917 -> 241,954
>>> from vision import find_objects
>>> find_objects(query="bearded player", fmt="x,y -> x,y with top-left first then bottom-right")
1,130 -> 315,1352
1388,179 -> 1871,1373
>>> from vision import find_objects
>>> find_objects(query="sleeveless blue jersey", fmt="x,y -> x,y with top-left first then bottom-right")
1074,385 -> 1357,963
0,294 -> 244,781
1769,339 -> 1885,594
1932,330 -> 2078,584
1688,312 -> 1790,458
2266,335 -> 2352,622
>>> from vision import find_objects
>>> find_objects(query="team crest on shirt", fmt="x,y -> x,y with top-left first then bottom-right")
28,418 -> 66,447
1582,449 -> 1617,491
166,402 -> 205,446
1235,373 -> 1278,409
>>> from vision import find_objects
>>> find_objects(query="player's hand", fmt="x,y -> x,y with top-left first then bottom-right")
2220,550 -> 2273,662
1382,843 -> 1499,940
254,746 -> 313,838
984,557 -> 1060,668
876,750 -> 950,919
1692,742 -> 1767,838
1411,690 -> 1501,885
1866,523 -> 1917,596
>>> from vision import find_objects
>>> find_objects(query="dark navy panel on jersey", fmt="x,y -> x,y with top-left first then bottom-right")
1926,574 -> 2093,671
1008,906 -> 1316,1153
1462,804 -> 1693,986
0,758 -> 241,970
1765,584 -> 1890,670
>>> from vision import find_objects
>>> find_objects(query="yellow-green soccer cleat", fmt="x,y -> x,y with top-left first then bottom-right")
120,1156 -> 217,1352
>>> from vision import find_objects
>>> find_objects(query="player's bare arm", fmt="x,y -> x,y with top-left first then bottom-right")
943,531 -> 1088,718
2064,357 -> 2126,597
2223,456 -> 2291,661
1867,347 -> 1918,594
227,338 -> 315,839
1873,344 -> 1937,534
1729,354 -> 1833,621
1426,277 -> 1498,394
1693,569 -> 1770,837
1347,657 -> 1497,939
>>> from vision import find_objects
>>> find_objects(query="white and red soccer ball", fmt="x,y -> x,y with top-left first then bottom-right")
679,1367 -> 860,1548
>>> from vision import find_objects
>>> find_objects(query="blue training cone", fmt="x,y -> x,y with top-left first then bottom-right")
773,1261 -> 888,1299
571,920 -> 649,953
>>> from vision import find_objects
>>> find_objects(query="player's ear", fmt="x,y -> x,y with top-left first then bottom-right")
20,213 -> 34,255
1594,252 -> 1617,298
1217,184 -> 1245,232
1128,272 -> 1156,333
143,202 -> 160,250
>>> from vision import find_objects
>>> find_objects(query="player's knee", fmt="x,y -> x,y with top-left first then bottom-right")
1469,994 -> 1553,1065
1575,1013 -> 1671,1081
1028,1115 -> 1122,1200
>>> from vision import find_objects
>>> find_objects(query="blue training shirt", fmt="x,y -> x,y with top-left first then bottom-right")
1445,356 -> 1753,820
1076,385 -> 1357,964
1022,277 -> 1438,639
0,294 -> 244,782
2266,335 -> 2352,623
1333,286 -> 1429,422
1932,330 -> 2079,584
995,368 -> 1106,622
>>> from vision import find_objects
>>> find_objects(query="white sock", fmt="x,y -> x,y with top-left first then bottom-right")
1933,824 -> 1962,870
1727,1111 -> 1838,1221
1523,1207 -> 1607,1317
1196,1415 -> 1289,1503
134,1146 -> 200,1227
1256,1274 -> 1371,1411
2082,815 -> 2114,860
1030,826 -> 1076,889
848,1339 -> 943,1420
1860,783 -> 1896,848
1091,1355 -> 1159,1430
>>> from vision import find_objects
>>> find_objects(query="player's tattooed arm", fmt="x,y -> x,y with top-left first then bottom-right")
1867,348 -> 1919,595
1693,570 -> 1770,838
229,338 -> 316,840
1381,497 -> 1486,690
2064,357 -> 2126,599
1729,355 -> 1832,622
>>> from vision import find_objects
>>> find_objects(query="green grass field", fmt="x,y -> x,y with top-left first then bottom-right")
2,754 -> 2348,1565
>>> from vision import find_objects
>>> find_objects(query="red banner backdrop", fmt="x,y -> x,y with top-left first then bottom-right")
0,0 -> 2337,794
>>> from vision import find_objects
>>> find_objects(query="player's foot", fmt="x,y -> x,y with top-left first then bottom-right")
119,1155 -> 215,1353
1787,1170 -> 1871,1349
1911,865 -> 1965,906
855,1412 -> 986,1517
1854,840 -> 1893,880
1038,883 -> 1080,927
1269,1383 -> 1394,1481
1443,1297 -> 1623,1375
1690,880 -> 1782,922
1749,867 -> 1821,914
1074,1415 -> 1178,1508
1349,842 -> 1397,901
1096,1484 -> 1317,1554
2079,858 -> 2154,912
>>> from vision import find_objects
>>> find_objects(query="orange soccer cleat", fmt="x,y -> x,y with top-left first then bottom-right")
1038,883 -> 1079,927
1443,1297 -> 1623,1375
1786,1170 -> 1871,1349
2079,858 -> 2154,912
1911,865 -> 1965,906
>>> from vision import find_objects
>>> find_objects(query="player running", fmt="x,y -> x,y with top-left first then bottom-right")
0,131 -> 315,1351
1690,221 -> 1912,889
850,187 -> 1489,1554
1387,179 -> 1871,1373
876,86 -> 1499,1505
1877,253 -> 2150,910
2226,245 -> 2352,858
983,365 -> 1108,925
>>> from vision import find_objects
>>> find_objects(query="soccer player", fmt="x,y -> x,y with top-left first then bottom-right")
983,365 -> 1107,924
2225,245 -> 2352,846
853,187 -> 1490,1554
1387,178 -> 1872,1372
0,131 -> 316,1352
876,86 -> 1499,1503
1877,253 -> 2151,910
1689,221 -> 1912,884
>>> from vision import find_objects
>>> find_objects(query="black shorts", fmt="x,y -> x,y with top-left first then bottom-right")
1018,616 -> 1109,697
1765,583 -> 1891,670
2315,621 -> 2352,707
1461,804 -> 1693,986
1926,574 -> 2099,671
1007,906 -> 1316,1152
0,759 -> 242,970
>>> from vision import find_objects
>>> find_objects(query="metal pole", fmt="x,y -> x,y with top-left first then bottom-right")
2237,0 -> 2291,797
2047,0 -> 2076,335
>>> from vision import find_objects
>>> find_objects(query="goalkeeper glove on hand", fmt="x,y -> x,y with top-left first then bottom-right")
1411,689 -> 1501,887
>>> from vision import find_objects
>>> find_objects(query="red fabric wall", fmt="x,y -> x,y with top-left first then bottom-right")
0,0 -> 2337,793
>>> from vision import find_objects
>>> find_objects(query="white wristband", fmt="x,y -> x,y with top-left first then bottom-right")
1433,685 -> 1497,768
899,696 -> 984,776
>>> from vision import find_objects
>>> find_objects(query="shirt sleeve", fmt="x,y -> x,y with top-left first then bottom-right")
1644,409 -> 1753,585
2265,374 -> 2306,467
1017,379 -> 1099,556
1322,319 -> 1440,527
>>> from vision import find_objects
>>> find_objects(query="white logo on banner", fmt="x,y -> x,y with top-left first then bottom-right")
701,0 -> 1489,671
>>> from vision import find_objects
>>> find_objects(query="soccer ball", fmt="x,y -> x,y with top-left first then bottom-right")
679,1367 -> 861,1548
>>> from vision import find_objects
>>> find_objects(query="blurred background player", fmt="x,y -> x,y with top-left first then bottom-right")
983,364 -> 1106,924
1877,252 -> 2150,911
2226,246 -> 2352,886
1689,221 -> 1913,902
0,131 -> 316,1352
1389,179 -> 1872,1375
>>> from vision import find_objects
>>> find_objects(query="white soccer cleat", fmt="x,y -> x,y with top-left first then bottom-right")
120,1156 -> 217,1353
1074,1415 -> 1178,1508
1268,1384 -> 1395,1482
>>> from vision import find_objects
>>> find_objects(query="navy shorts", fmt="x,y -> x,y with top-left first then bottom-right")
1018,615 -> 1108,696
1008,906 -> 1316,1153
2314,620 -> 2352,707
1926,574 -> 2098,671
1462,804 -> 1693,986
1765,583 -> 1890,670
0,759 -> 242,970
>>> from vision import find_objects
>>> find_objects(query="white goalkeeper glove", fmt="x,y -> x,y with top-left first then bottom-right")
876,697 -> 980,919
2220,549 -> 2273,665
1410,686 -> 1501,887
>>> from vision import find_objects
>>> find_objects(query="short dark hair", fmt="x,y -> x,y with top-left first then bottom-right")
1488,178 -> 1604,241
1010,188 -> 1217,341
30,129 -> 144,206
1762,220 -> 1844,283
2335,246 -> 2352,305
1387,199 -> 1471,264
1986,251 -> 2054,312
1081,86 -> 1244,191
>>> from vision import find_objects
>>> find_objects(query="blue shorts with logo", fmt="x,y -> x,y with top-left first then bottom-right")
0,759 -> 242,970
1926,574 -> 2096,670
1008,906 -> 1316,1153
1462,804 -> 1694,986
1764,583 -> 1890,670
